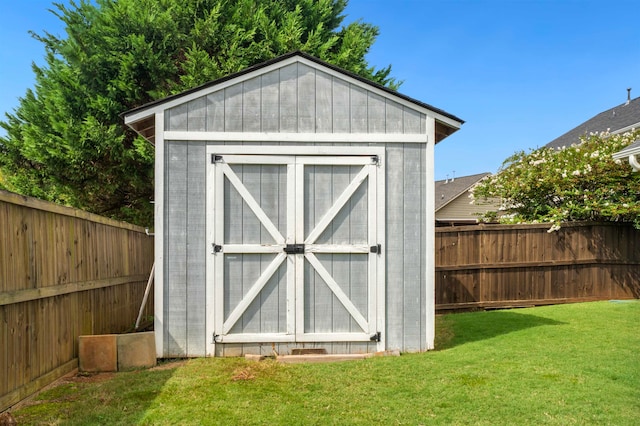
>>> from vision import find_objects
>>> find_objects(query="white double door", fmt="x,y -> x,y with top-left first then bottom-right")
206,147 -> 385,349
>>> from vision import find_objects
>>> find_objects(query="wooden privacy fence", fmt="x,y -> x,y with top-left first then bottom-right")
436,222 -> 640,312
0,190 -> 154,412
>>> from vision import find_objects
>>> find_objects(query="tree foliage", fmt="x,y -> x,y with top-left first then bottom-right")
471,130 -> 640,230
0,0 -> 397,226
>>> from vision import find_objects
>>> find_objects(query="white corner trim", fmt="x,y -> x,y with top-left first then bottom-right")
425,116 -> 436,351
153,112 -> 165,358
629,154 -> 640,172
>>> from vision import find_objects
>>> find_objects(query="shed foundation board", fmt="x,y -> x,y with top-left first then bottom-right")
276,354 -> 372,363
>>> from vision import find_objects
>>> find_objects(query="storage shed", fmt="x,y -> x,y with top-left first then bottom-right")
123,52 -> 463,357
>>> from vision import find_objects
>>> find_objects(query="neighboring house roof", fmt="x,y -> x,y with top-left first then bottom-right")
435,172 -> 490,211
435,172 -> 499,225
123,51 -> 464,145
545,95 -> 640,149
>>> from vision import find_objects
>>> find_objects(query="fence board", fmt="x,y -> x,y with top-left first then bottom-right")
0,190 -> 153,412
436,222 -> 640,312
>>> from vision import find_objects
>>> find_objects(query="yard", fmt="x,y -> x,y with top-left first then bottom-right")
12,300 -> 640,425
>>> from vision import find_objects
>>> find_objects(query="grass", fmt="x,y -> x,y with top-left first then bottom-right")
12,300 -> 640,425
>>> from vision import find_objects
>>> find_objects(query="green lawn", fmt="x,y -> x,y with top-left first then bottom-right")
13,300 -> 640,425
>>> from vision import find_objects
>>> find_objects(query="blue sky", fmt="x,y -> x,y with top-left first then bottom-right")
1,0 -> 639,180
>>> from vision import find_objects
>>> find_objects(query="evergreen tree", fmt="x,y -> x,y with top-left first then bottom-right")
0,0 -> 397,226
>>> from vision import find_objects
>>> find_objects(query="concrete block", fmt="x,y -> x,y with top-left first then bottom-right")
78,335 -> 117,372
117,332 -> 156,370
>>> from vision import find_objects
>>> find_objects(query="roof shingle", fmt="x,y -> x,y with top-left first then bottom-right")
545,96 -> 640,149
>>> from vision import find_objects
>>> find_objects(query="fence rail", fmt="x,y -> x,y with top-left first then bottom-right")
0,190 -> 154,412
435,222 -> 640,312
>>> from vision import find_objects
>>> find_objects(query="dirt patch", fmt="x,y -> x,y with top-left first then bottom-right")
66,372 -> 116,384
230,360 -> 284,382
231,367 -> 256,381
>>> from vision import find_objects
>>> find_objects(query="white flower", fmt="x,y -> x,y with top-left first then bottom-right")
590,151 -> 600,158
572,170 -> 581,176
547,224 -> 561,233
615,159 -> 622,165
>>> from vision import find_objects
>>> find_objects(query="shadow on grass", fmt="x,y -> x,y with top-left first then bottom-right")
11,359 -> 185,425
436,310 -> 566,350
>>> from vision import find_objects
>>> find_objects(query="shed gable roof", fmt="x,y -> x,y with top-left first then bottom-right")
123,51 -> 463,144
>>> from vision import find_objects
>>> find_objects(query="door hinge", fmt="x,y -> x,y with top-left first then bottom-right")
213,333 -> 220,343
370,244 -> 382,254
370,331 -> 381,342
211,244 -> 222,254
284,243 -> 305,254
211,154 -> 223,163
371,155 -> 379,165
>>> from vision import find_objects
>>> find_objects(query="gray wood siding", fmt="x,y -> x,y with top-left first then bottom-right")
166,63 -> 426,135
379,143 -> 427,352
164,138 -> 207,356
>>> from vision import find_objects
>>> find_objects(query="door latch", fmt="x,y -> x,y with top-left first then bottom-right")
284,244 -> 305,254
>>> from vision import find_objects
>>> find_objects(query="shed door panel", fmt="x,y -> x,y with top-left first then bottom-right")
210,154 -> 383,345
301,164 -> 372,338
216,162 -> 291,339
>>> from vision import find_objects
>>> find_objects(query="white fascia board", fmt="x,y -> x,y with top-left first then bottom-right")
611,122 -> 640,136
435,217 -> 479,222
124,54 -> 462,130
613,146 -> 640,159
